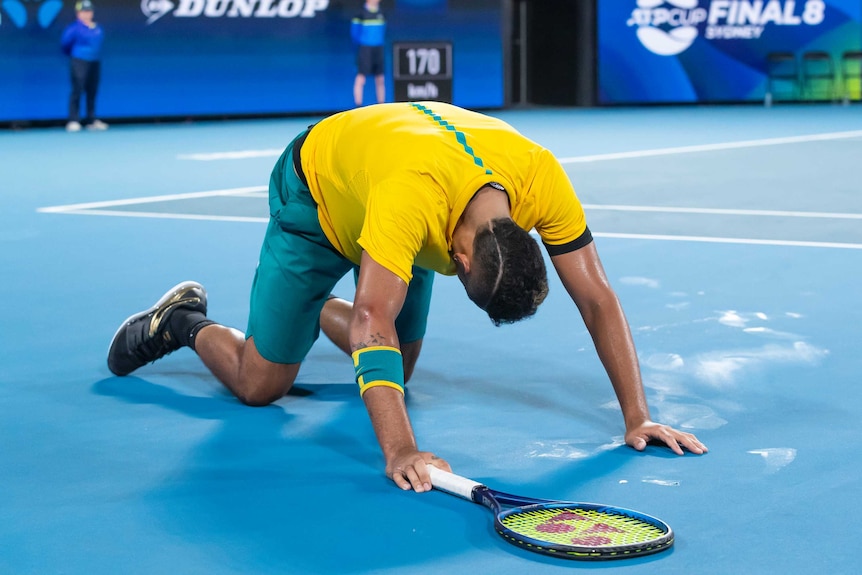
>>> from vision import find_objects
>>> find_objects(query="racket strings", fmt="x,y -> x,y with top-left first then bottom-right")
500,507 -> 666,547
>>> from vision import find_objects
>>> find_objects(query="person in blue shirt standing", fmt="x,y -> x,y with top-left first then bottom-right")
61,0 -> 107,132
351,0 -> 386,107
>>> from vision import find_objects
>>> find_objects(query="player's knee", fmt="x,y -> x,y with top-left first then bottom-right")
234,377 -> 290,407
236,391 -> 284,407
403,357 -> 419,383
236,391 -> 279,407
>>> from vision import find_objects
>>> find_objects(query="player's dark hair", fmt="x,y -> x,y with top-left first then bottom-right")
466,218 -> 548,326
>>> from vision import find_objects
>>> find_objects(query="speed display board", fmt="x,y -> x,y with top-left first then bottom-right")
393,41 -> 453,103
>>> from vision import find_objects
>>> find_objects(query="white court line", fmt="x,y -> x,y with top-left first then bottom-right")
593,232 -> 862,250
558,129 -> 862,163
37,207 -> 862,250
175,129 -> 862,164
582,204 -> 862,220
37,189 -> 862,249
39,192 -> 861,222
36,186 -> 267,213
178,150 -> 283,161
49,209 -> 268,223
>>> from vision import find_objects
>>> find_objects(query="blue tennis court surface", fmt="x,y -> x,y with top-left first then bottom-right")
2,104 -> 861,574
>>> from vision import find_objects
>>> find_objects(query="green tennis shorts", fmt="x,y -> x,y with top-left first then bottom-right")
246,131 -> 434,365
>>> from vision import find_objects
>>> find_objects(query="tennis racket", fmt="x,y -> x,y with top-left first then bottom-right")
428,466 -> 673,561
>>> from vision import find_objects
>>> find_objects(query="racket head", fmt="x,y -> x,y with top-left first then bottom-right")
494,501 -> 674,561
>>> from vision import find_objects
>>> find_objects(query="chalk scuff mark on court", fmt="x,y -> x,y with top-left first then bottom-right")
693,342 -> 828,386
658,403 -> 728,431
718,310 -> 748,327
717,311 -> 801,338
644,353 -> 684,371
747,448 -> 797,474
642,478 -> 680,487
526,439 -> 624,460
742,326 -> 800,339
619,276 -> 661,289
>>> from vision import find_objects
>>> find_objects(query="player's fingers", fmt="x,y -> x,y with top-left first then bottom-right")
677,432 -> 708,454
404,463 -> 428,493
390,469 -> 413,491
650,428 -> 684,455
629,436 -> 647,451
413,460 -> 434,493
669,438 -> 685,456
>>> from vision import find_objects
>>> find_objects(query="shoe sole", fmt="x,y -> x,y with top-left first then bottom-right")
107,280 -> 207,373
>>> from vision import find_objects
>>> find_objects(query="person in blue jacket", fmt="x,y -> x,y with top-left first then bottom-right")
351,0 -> 386,107
61,0 -> 107,132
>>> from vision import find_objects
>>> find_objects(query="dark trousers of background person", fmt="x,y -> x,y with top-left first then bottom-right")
69,57 -> 101,124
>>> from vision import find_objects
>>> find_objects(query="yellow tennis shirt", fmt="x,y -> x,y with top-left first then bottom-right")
300,101 -> 589,284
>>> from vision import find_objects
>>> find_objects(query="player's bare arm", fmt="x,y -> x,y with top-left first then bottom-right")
550,243 -> 707,455
351,252 -> 450,491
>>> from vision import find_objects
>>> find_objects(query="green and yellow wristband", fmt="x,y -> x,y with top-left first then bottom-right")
352,346 -> 404,397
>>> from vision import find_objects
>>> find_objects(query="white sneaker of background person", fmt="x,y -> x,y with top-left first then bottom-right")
66,121 -> 82,132
87,119 -> 109,131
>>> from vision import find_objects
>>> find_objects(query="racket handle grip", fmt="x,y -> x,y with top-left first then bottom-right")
427,466 -> 483,501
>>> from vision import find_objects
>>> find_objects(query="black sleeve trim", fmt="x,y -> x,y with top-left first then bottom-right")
542,226 -> 594,256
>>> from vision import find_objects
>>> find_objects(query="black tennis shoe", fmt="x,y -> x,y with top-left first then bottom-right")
107,281 -> 208,376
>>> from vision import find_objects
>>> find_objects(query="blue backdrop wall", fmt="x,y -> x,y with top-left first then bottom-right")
598,0 -> 862,104
0,0 -> 505,122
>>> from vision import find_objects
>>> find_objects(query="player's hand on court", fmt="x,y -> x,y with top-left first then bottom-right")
385,449 -> 451,492
625,421 -> 708,455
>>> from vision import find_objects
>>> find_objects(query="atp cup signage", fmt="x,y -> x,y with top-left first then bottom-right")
627,0 -> 827,55
142,0 -> 329,24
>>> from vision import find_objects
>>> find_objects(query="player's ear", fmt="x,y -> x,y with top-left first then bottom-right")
452,253 -> 472,291
452,253 -> 471,275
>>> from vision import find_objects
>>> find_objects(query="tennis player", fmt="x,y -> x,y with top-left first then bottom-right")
108,102 -> 708,492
